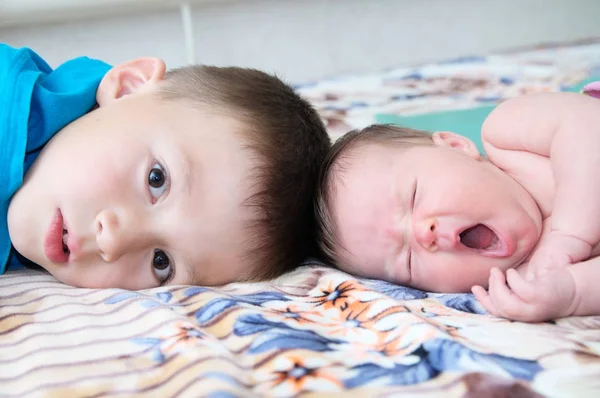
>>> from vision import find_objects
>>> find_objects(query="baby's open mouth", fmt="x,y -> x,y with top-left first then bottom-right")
459,224 -> 500,251
62,228 -> 70,256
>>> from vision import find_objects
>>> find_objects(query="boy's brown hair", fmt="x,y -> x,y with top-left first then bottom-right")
315,124 -> 433,265
159,65 -> 331,281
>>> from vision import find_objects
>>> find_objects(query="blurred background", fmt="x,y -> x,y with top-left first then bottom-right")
2,0 -> 600,84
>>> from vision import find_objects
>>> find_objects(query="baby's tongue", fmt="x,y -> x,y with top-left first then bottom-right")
460,224 -> 496,250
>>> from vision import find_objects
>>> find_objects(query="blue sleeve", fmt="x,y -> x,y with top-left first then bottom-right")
0,44 -> 112,273
25,48 -> 113,153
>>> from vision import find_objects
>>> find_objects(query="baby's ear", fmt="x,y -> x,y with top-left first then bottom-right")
96,57 -> 166,106
432,131 -> 480,160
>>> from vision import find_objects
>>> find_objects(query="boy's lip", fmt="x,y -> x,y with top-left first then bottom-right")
456,223 -> 515,258
44,209 -> 69,264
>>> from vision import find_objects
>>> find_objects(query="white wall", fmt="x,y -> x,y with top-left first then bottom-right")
1,0 -> 600,83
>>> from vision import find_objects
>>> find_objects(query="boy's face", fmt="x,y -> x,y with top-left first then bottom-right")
330,134 -> 543,293
8,59 -> 259,289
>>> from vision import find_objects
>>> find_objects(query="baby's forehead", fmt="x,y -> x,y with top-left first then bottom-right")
329,141 -> 397,184
327,145 -> 394,214
326,144 -> 399,268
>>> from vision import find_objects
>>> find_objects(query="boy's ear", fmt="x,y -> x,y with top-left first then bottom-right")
432,131 -> 480,160
96,57 -> 166,106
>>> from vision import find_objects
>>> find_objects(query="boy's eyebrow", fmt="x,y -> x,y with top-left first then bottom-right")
167,257 -> 197,286
180,152 -> 194,196
182,257 -> 198,284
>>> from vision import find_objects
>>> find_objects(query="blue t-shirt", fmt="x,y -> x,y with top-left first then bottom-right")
0,44 -> 111,273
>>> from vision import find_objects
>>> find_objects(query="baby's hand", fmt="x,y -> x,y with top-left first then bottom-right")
525,230 -> 592,280
472,267 -> 577,323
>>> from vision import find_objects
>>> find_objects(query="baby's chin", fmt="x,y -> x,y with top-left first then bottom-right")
410,279 -> 477,294
412,263 -> 519,294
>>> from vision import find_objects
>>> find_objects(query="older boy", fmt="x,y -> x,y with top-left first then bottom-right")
316,89 -> 600,322
1,43 -> 330,290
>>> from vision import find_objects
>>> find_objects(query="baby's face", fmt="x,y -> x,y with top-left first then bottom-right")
8,91 -> 258,289
329,140 -> 543,292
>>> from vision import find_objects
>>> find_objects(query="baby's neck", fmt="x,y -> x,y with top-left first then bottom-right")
513,216 -> 552,277
514,215 -> 600,279
514,261 -> 531,278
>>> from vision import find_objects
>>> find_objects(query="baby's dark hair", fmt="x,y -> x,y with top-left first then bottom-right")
159,65 -> 331,281
315,124 -> 433,265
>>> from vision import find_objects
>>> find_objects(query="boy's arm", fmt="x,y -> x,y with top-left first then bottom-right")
482,92 -> 600,272
472,256 -> 600,322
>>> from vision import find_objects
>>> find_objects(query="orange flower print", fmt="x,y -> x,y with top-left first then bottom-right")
268,355 -> 342,394
310,280 -> 364,311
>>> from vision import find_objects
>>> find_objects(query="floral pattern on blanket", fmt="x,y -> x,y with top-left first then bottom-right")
2,265 -> 599,397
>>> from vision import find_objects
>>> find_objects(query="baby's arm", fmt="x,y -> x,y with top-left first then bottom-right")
482,92 -> 600,275
563,256 -> 600,317
472,256 -> 600,322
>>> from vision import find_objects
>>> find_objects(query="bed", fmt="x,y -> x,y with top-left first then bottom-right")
2,40 -> 600,397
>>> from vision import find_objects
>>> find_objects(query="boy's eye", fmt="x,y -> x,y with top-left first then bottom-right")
148,163 -> 168,202
153,249 -> 173,284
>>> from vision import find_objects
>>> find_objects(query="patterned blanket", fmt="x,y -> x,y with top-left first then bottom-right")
2,40 -> 600,397
2,266 -> 599,397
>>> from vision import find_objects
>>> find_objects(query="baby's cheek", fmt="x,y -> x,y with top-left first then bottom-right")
417,256 -> 491,293
341,260 -> 382,281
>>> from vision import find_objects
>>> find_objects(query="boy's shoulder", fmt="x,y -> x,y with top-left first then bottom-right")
0,44 -> 50,80
0,44 -> 111,156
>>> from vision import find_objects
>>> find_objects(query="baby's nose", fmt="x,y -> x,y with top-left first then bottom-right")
414,218 -> 457,252
414,218 -> 438,252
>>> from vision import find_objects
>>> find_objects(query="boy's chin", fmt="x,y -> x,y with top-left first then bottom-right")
12,250 -> 45,271
43,268 -> 76,286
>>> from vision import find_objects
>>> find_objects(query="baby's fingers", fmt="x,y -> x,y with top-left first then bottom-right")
505,269 -> 537,302
471,285 -> 500,317
488,268 -> 527,319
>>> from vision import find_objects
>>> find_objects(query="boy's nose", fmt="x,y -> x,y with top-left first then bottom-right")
95,209 -> 147,262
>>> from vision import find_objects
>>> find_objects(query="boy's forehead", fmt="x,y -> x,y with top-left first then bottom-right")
151,109 -> 247,158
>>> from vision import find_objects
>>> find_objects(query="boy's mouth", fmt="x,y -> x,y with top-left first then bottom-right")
62,228 -> 70,257
458,223 -> 512,257
44,209 -> 70,264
